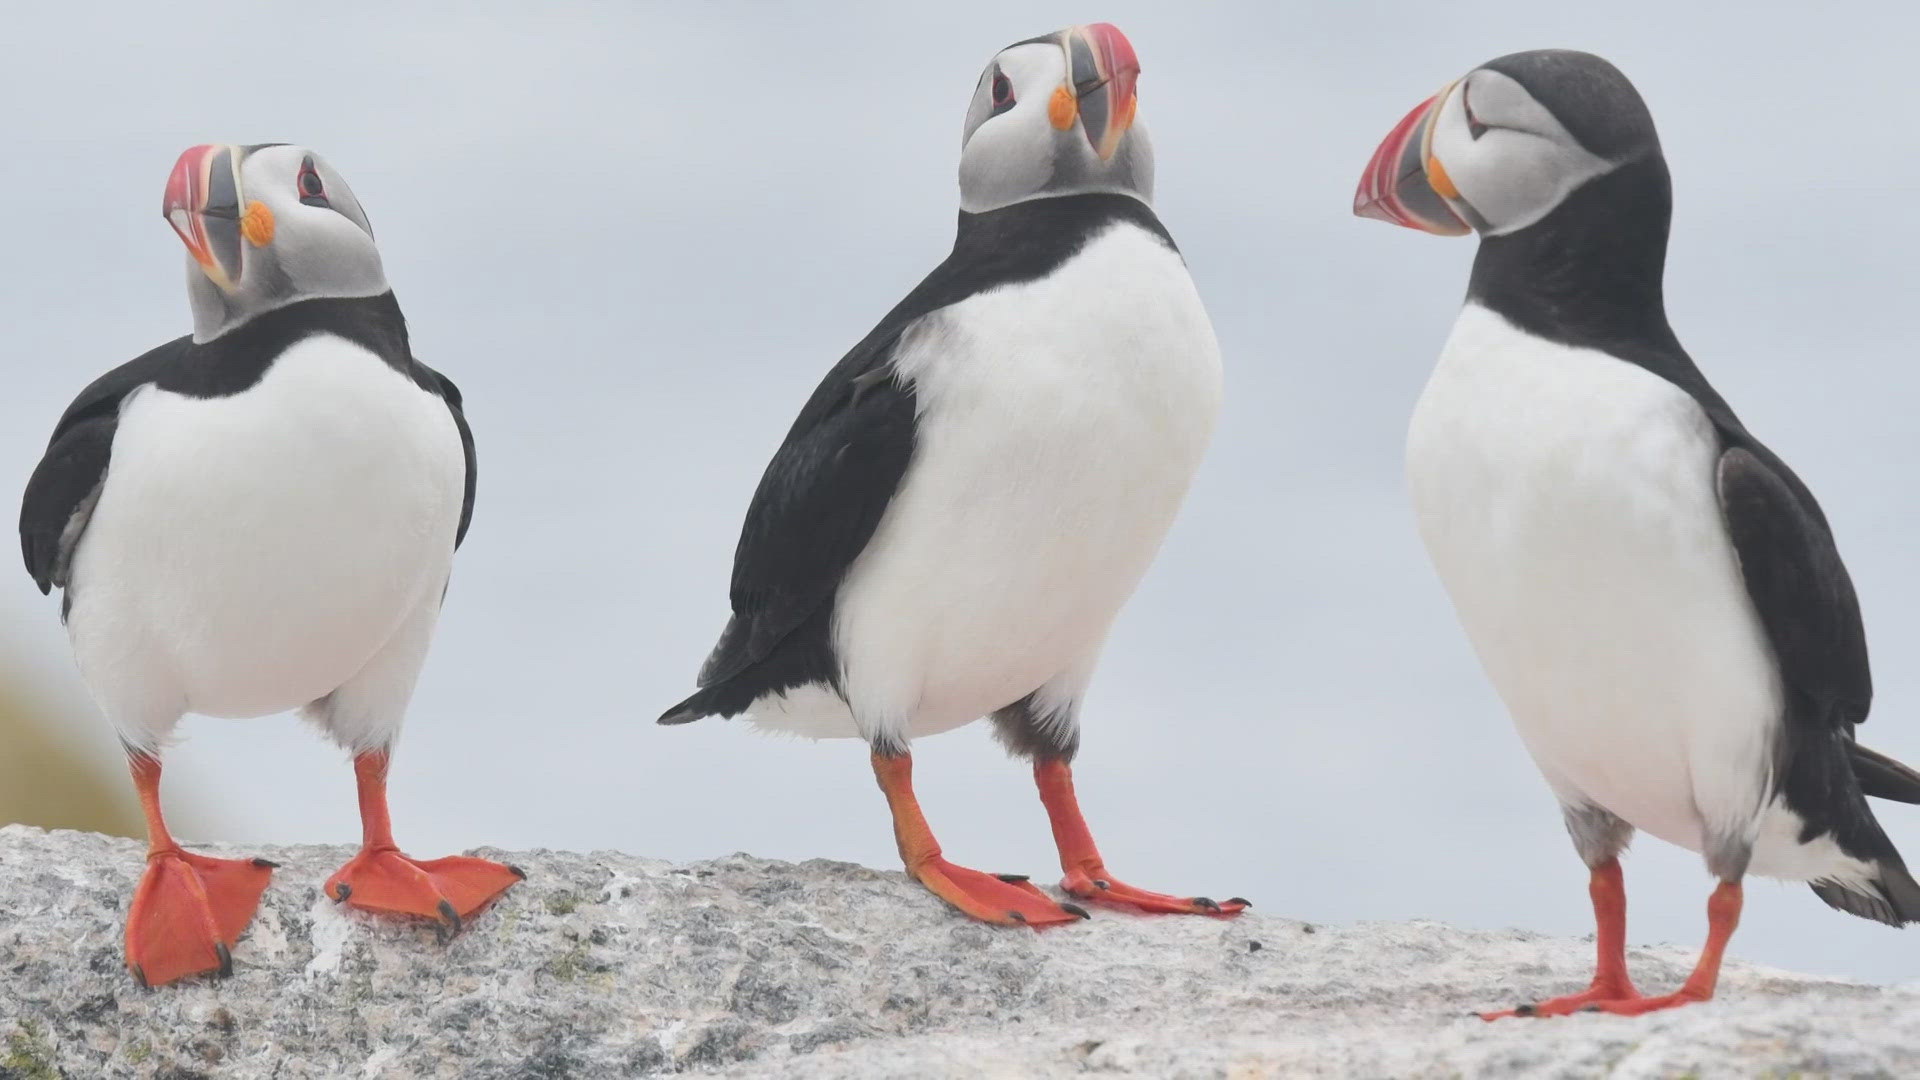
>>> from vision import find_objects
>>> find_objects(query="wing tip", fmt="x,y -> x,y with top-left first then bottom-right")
1811,864 -> 1920,927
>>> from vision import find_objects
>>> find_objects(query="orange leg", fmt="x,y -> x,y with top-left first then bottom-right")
873,752 -> 1087,927
1589,881 -> 1742,1016
1487,872 -> 1742,1020
1034,757 -> 1247,916
123,755 -> 275,987
1483,858 -> 1639,1019
323,750 -> 522,933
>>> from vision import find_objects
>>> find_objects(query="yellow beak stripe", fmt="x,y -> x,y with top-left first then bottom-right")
1426,156 -> 1460,201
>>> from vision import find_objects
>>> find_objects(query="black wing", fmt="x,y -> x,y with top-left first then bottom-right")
1716,443 -> 1920,921
659,325 -> 917,722
415,361 -> 476,548
1715,445 -> 1871,727
20,337 -> 191,596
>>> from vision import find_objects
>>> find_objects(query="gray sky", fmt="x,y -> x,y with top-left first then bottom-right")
4,1 -> 1919,985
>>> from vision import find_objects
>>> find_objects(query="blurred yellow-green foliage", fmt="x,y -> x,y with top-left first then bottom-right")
0,676 -> 138,837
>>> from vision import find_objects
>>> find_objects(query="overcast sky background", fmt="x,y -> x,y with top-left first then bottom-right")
4,2 -> 1919,987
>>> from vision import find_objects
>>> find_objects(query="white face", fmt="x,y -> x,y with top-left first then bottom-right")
169,143 -> 389,339
1426,68 -> 1614,236
232,144 -> 379,291
956,26 -> 1151,214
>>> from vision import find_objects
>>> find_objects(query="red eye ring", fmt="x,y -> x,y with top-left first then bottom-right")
989,69 -> 1015,115
1461,81 -> 1489,140
297,156 -> 329,208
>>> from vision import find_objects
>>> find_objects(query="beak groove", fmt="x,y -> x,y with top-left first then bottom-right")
163,144 -> 245,287
1352,85 -> 1473,236
1069,23 -> 1139,162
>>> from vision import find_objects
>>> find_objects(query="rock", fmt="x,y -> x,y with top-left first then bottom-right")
2,824 -> 1917,1078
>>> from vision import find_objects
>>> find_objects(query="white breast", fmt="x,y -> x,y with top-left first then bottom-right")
1406,304 -> 1780,856
65,334 -> 465,733
776,223 -> 1221,744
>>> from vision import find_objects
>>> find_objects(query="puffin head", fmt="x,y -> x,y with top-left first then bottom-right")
1352,50 -> 1660,238
163,143 -> 386,340
958,23 -> 1150,213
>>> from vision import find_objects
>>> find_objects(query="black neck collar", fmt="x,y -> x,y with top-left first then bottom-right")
1467,158 -> 1680,359
1465,158 -> 1753,428
200,292 -> 411,365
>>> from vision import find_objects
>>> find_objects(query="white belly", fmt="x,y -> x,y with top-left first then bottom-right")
1407,304 -> 1781,855
66,334 -> 465,728
752,223 -> 1221,742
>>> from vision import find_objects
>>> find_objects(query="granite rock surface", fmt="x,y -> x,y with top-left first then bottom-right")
2,824 -> 1915,1078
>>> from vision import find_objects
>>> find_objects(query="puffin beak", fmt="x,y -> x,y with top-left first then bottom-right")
164,144 -> 245,289
1353,83 -> 1473,236
1066,23 -> 1140,162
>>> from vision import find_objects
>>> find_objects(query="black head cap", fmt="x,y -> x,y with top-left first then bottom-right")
1479,50 -> 1661,163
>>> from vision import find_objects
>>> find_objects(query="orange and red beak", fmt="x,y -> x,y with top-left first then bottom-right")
1353,84 -> 1472,236
164,144 -> 245,288
1065,23 -> 1140,161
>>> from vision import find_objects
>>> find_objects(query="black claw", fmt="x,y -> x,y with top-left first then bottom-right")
1061,902 -> 1092,920
1226,897 -> 1251,908
214,943 -> 233,979
252,858 -> 281,869
507,864 -> 528,880
432,904 -> 463,945
995,873 -> 1031,884
1192,897 -> 1222,912
1581,1004 -> 1602,1014
332,882 -> 351,902
1093,879 -> 1111,890
130,964 -> 149,989
1514,1004 -> 1537,1017
1008,910 -> 1028,924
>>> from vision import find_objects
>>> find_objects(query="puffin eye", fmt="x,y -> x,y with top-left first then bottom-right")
297,157 -> 330,207
989,69 -> 1015,116
1461,83 -> 1489,140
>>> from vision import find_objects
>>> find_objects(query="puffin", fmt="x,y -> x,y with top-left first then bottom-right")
661,24 -> 1245,926
1354,50 -> 1920,1016
19,143 -> 521,986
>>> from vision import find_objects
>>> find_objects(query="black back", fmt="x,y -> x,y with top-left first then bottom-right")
20,292 -> 475,606
1466,114 -> 1909,908
660,193 -> 1173,727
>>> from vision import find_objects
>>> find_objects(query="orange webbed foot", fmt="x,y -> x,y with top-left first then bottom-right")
1482,988 -> 1711,1019
1571,989 -> 1710,1017
1485,878 -> 1739,1020
1061,862 -> 1248,916
1480,978 -> 1644,1019
1033,760 -> 1247,917
910,858 -> 1091,928
325,847 -> 522,933
125,849 -> 276,987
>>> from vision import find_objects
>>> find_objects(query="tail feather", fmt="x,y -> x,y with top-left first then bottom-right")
658,677 -> 761,726
658,689 -> 713,726
1811,862 -> 1920,926
1851,743 -> 1920,805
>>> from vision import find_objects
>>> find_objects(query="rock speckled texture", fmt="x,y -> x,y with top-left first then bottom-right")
2,823 -> 1916,1077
